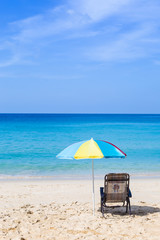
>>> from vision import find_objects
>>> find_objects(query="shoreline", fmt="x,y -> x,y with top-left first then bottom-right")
1,172 -> 160,181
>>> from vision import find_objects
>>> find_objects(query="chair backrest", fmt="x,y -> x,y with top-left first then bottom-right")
104,173 -> 130,203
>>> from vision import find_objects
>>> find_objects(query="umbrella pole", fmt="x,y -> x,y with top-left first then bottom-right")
92,159 -> 95,216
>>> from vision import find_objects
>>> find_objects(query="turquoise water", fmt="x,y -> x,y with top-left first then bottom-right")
0,114 -> 160,178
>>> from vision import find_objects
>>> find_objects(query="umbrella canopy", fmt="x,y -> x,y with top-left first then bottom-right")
57,138 -> 126,215
57,138 -> 126,159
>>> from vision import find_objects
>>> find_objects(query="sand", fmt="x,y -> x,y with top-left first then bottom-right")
0,177 -> 160,240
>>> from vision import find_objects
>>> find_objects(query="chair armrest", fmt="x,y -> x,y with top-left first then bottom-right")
100,187 -> 104,199
128,188 -> 132,198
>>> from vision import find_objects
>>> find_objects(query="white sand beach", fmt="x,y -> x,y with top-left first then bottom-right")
0,178 -> 160,240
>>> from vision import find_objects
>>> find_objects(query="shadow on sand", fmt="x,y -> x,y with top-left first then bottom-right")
98,204 -> 160,216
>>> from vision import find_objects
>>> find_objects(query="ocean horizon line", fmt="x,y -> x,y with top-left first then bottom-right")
0,113 -> 160,115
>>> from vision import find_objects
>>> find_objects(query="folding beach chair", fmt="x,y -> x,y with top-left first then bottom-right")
100,173 -> 131,216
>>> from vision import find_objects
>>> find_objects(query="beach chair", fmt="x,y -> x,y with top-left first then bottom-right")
100,173 -> 131,216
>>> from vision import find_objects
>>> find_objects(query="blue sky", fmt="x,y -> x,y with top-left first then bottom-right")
0,0 -> 160,113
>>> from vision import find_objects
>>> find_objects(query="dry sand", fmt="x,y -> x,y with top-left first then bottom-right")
0,177 -> 160,240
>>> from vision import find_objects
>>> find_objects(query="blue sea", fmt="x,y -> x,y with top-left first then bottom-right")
0,114 -> 160,179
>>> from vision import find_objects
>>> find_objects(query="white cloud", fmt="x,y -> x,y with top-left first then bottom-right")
0,0 -> 160,68
4,0 -> 135,46
0,3 -> 91,67
71,0 -> 131,21
154,60 -> 160,65
86,25 -> 159,61
0,56 -> 18,67
10,5 -> 90,43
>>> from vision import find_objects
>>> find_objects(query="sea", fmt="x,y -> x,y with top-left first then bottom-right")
0,114 -> 160,179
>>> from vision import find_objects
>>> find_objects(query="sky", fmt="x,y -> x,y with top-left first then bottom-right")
0,0 -> 160,113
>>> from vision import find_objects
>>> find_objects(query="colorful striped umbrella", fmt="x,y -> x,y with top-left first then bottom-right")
57,138 -> 126,215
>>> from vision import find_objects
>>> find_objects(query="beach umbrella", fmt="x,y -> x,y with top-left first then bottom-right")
56,138 -> 126,215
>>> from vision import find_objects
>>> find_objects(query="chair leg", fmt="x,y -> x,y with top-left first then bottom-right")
128,198 -> 131,215
100,199 -> 103,213
101,199 -> 105,217
126,199 -> 129,213
126,204 -> 128,213
102,206 -> 104,217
